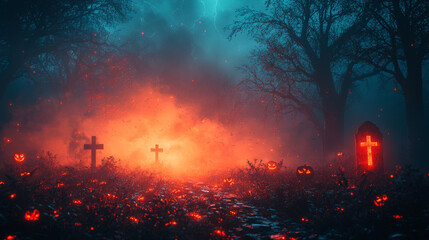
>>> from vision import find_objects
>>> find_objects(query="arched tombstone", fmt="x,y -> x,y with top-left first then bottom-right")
355,121 -> 383,175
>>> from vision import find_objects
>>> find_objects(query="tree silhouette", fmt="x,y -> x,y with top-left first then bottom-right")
229,0 -> 376,157
364,0 -> 428,167
0,0 -> 132,103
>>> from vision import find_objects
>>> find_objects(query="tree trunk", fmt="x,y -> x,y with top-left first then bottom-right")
322,96 -> 345,157
316,63 -> 345,159
404,63 -> 426,168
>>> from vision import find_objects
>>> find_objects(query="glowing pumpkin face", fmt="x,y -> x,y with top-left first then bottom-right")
223,177 -> 234,186
296,165 -> 314,180
374,194 -> 388,206
14,153 -> 25,162
25,209 -> 40,221
267,161 -> 278,171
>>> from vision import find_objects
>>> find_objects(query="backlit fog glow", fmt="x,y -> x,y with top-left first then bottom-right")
3,82 -> 288,178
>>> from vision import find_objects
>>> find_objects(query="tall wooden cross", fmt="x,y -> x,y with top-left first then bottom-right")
150,144 -> 163,163
360,135 -> 378,167
84,136 -> 104,172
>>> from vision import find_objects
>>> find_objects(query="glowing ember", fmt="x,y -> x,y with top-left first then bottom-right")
165,221 -> 177,226
137,196 -> 145,201
187,212 -> 202,220
129,216 -> 139,223
213,230 -> 226,236
25,209 -> 40,221
20,172 -> 31,176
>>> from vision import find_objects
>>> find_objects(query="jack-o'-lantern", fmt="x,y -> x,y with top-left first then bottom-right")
374,194 -> 388,206
25,209 -> 40,221
267,161 -> 278,171
223,177 -> 234,186
296,165 -> 314,180
14,153 -> 25,162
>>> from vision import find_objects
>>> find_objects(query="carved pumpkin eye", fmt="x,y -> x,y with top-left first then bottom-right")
296,165 -> 314,179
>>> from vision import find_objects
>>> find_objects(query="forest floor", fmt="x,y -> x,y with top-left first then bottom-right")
0,156 -> 428,239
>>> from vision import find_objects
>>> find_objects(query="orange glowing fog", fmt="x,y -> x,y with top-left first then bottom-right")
6,84 -> 286,178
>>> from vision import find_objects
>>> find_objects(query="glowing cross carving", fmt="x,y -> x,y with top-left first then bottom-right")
84,136 -> 104,172
360,135 -> 378,167
151,144 -> 163,163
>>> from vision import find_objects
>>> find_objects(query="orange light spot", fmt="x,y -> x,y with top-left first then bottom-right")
90,227 -> 94,231
390,174 -> 394,179
301,217 -> 309,222
25,209 -> 40,221
0,181 -> 5,185
350,192 -> 354,196
57,183 -> 65,188
73,200 -> 82,205
393,215 -> 403,219
187,212 -> 202,220
6,235 -> 16,240
20,172 -> 30,176
165,221 -> 177,226
337,152 -> 343,157
10,193 -> 16,199
230,211 -> 237,215
129,216 -> 139,223
106,193 -> 117,199
214,230 -> 226,236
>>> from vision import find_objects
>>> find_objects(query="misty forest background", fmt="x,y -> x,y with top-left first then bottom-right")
0,0 -> 428,169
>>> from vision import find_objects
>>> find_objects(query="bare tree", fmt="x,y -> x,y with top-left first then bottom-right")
363,0 -> 428,167
0,0 -> 132,99
229,0 -> 376,157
